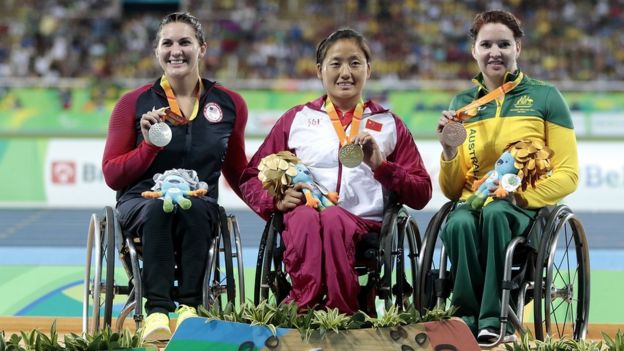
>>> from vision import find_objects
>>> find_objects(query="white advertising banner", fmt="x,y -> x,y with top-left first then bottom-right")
40,139 -> 622,212
565,141 -> 624,211
44,139 -> 117,207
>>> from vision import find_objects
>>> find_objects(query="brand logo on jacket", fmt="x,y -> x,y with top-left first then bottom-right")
514,95 -> 534,108
204,102 -> 223,123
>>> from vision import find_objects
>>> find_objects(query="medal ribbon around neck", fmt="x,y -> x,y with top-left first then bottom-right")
455,72 -> 524,121
159,75 -> 203,125
325,98 -> 365,147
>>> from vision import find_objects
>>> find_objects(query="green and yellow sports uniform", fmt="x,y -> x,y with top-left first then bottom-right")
440,70 -> 579,207
438,70 -> 579,337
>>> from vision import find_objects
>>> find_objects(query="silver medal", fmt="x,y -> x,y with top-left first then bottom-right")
148,122 -> 172,147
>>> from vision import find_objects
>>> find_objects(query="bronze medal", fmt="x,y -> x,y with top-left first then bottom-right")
339,143 -> 364,168
442,73 -> 525,148
441,121 -> 467,147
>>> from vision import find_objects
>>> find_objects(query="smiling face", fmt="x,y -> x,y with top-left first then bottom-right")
155,21 -> 206,80
316,38 -> 371,110
472,22 -> 521,89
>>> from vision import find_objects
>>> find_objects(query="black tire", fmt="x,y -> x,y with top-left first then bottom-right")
393,212 -> 406,309
102,207 -> 116,328
379,210 -> 399,310
416,201 -> 454,313
228,215 -> 246,305
254,214 -> 278,304
218,208 -> 236,303
404,216 -> 421,309
533,205 -> 590,341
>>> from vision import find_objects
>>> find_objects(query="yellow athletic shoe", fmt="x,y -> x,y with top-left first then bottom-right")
142,312 -> 171,342
175,305 -> 198,330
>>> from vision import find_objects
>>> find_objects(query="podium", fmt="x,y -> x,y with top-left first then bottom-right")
165,317 -> 480,351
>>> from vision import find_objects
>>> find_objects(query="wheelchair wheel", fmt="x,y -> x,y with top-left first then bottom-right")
203,210 -> 237,309
379,207 -> 400,310
82,206 -> 116,333
378,207 -> 422,311
254,213 -> 281,305
227,215 -> 246,305
533,205 -> 590,341
392,211 -> 421,310
416,201 -> 454,313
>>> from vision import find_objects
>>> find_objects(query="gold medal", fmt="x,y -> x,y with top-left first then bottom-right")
325,99 -> 366,169
339,143 -> 364,168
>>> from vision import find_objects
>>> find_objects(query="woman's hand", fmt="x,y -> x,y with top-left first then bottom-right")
140,107 -> 168,146
276,183 -> 311,212
353,132 -> 385,171
437,110 -> 459,160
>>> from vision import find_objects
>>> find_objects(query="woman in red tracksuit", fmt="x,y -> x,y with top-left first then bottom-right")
240,28 -> 432,314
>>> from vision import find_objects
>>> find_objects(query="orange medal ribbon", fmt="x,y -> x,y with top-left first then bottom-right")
159,75 -> 203,125
325,99 -> 365,147
455,72 -> 524,121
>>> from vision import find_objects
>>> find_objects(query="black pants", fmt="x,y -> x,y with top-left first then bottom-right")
117,196 -> 219,315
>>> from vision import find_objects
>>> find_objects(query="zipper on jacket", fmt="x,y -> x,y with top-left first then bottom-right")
336,143 -> 343,194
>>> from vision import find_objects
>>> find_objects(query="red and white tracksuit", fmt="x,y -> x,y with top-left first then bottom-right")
240,95 -> 431,313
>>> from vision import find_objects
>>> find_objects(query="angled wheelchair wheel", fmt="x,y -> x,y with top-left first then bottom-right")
254,213 -> 284,305
533,205 -> 590,341
396,210 -> 422,309
379,207 -> 422,311
203,209 -> 237,309
82,206 -> 116,333
416,201 -> 455,313
227,214 -> 246,305
379,207 -> 400,310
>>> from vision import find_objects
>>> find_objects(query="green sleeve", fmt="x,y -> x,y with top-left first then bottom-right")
519,88 -> 579,207
545,87 -> 574,128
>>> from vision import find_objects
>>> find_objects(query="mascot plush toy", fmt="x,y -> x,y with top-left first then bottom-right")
141,169 -> 208,212
257,151 -> 339,211
466,139 -> 553,210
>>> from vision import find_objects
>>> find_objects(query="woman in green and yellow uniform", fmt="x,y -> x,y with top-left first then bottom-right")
435,10 -> 579,344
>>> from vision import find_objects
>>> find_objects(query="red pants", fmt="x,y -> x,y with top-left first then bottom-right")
281,205 -> 381,314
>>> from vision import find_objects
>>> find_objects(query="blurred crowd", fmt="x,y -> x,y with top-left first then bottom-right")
0,0 -> 623,83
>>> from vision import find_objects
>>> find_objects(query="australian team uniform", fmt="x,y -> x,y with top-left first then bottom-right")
438,70 -> 579,334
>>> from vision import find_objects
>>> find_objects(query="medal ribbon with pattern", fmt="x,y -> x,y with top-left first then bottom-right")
325,98 -> 364,147
455,72 -> 524,121
159,75 -> 203,125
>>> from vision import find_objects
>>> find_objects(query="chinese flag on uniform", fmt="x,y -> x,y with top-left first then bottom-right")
365,119 -> 383,132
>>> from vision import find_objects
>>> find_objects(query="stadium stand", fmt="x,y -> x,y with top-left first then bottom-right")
0,0 -> 622,82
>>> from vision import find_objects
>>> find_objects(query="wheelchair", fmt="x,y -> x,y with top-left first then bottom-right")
416,201 -> 590,347
253,195 -> 422,314
82,204 -> 245,334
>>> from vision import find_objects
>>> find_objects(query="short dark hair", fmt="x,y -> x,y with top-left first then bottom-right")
155,12 -> 205,47
315,28 -> 372,65
469,10 -> 524,40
